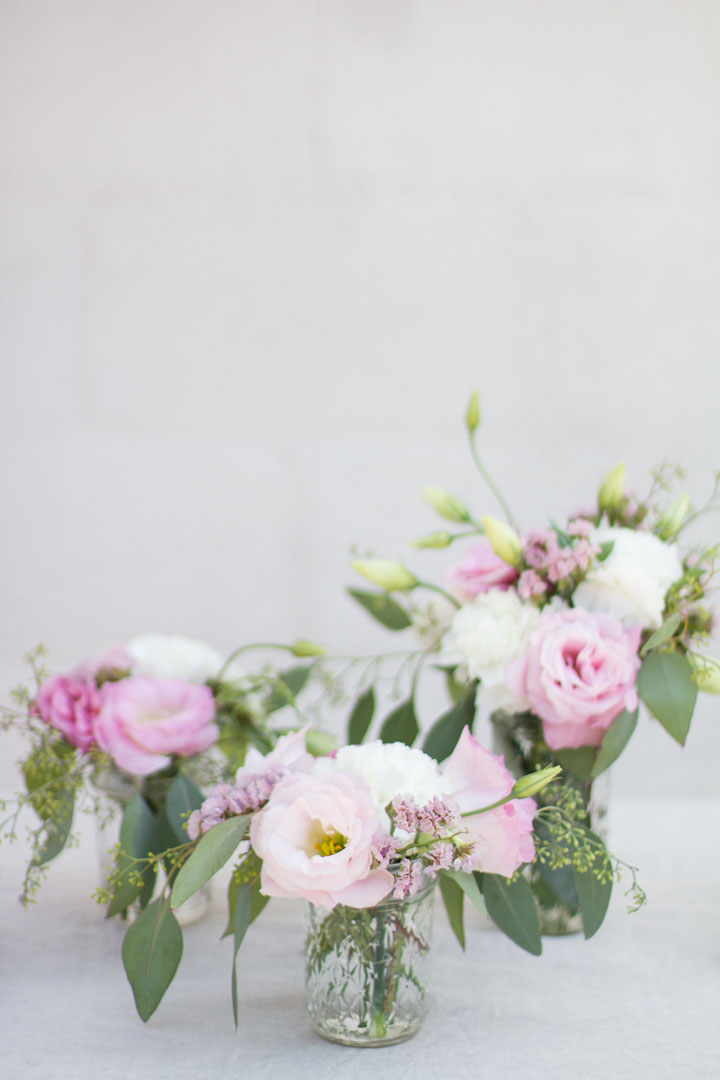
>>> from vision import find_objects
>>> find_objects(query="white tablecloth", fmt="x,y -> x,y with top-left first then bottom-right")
2,797 -> 719,1080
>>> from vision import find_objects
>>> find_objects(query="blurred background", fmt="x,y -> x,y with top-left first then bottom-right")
1,1 -> 718,796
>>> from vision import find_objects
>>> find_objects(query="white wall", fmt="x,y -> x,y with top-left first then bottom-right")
2,1 -> 719,794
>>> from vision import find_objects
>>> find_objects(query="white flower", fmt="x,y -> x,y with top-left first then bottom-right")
126,634 -> 228,683
316,741 -> 444,827
572,528 -> 683,629
441,589 -> 540,686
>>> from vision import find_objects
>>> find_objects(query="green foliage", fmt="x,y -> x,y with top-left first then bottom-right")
171,815 -> 250,909
347,686 -> 376,745
573,832 -> 613,939
347,587 -> 413,631
223,851 -> 269,939
637,649 -> 697,745
264,666 -> 312,713
438,872 -> 465,949
107,794 -> 158,917
640,613 -> 683,657
592,709 -> 638,778
162,773 -> 205,846
122,896 -> 183,1022
480,873 -> 542,956
379,699 -> 418,746
422,682 -> 476,763
554,747 -> 596,784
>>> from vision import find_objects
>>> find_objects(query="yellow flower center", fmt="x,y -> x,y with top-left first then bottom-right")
313,829 -> 348,858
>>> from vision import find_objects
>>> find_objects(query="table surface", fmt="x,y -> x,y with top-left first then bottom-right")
2,796 -> 719,1080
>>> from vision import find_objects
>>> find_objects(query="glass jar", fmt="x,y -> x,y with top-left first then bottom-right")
305,874 -> 435,1047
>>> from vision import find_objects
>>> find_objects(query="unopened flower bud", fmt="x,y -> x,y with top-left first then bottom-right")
290,639 -> 327,658
304,728 -> 338,756
482,515 -> 523,567
411,531 -> 453,549
465,391 -> 481,435
689,653 -> 720,694
422,486 -> 472,524
598,463 -> 626,512
511,765 -> 563,799
352,559 -> 418,592
659,494 -> 691,540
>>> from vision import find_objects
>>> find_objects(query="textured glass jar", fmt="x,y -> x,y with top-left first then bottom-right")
305,875 -> 435,1047
92,766 -> 211,928
491,711 -> 609,936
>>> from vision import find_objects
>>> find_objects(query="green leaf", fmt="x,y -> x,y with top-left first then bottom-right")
265,666 -> 312,713
223,851 -> 269,939
438,868 -> 486,913
171,815 -> 250,909
122,896 -> 183,1022
108,793 -> 158,917
347,587 -> 412,631
230,880 -> 255,1027
379,698 -> 418,746
573,832 -> 612,939
422,682 -> 476,763
550,521 -> 572,549
162,773 -> 206,846
32,798 -> 75,867
23,739 -> 76,865
592,708 -> 638,778
438,873 -> 465,949
639,613 -> 683,657
443,666 -> 465,705
596,541 -> 615,563
554,747 -> 597,783
533,821 -> 578,909
637,649 -> 697,746
347,686 -> 376,745
480,873 -> 542,956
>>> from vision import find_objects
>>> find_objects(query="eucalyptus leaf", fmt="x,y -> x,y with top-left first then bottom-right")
163,773 -> 205,846
438,873 -> 465,950
553,747 -> 597,784
265,666 -> 312,713
379,698 -> 418,746
592,708 -> 638,778
32,798 -> 74,867
108,793 -> 158,917
347,686 -> 376,745
223,851 -> 269,939
637,649 -> 697,746
122,896 -> 183,1022
347,587 -> 412,631
171,815 -> 250,909
573,832 -> 612,939
480,873 -> 542,956
639,613 -> 683,657
438,867 -> 486,913
230,881 -> 255,1027
422,682 -> 476,763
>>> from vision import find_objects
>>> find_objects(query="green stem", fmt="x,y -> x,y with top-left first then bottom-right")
469,432 -> 517,527
415,581 -> 462,609
216,643 -> 296,682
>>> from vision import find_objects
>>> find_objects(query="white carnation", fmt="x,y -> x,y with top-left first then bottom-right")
573,528 -> 683,629
317,741 -> 444,823
126,634 -> 228,683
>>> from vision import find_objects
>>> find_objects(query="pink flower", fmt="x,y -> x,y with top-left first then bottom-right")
445,539 -> 519,601
94,677 -> 218,776
441,728 -> 536,876
35,675 -> 101,752
237,727 -> 314,780
507,609 -> 642,750
250,771 -> 394,910
71,647 -> 133,682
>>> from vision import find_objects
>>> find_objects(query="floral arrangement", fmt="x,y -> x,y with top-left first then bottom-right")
106,725 -> 559,1031
1,633 -> 328,906
347,392 -> 718,931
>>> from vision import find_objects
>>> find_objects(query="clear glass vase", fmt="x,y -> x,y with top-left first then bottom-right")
491,711 -> 609,936
92,766 -> 211,928
305,876 -> 435,1047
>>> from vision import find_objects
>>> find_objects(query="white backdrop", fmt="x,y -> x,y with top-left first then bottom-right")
1,1 -> 719,796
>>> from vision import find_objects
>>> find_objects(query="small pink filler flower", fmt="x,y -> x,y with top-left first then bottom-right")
94,676 -> 218,776
250,771 -> 394,910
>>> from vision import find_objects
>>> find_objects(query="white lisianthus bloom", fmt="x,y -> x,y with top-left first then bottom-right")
440,589 -> 541,712
572,527 -> 683,629
126,634 -> 229,684
316,742 -> 445,829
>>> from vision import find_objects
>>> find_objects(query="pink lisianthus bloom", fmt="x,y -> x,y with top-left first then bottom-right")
506,608 -> 642,750
94,677 -> 218,776
250,771 -> 394,910
236,727 -> 314,780
35,675 -> 102,752
445,539 -> 520,602
440,728 -> 536,876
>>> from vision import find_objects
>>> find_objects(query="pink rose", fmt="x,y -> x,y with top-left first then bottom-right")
35,675 -> 101,752
445,539 -> 520,602
441,728 -> 536,876
250,771 -> 394,910
94,677 -> 218,776
507,609 -> 642,750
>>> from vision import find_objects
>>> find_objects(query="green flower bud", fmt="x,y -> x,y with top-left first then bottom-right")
659,494 -> 691,540
290,639 -> 327,658
352,559 -> 418,592
304,728 -> 338,756
411,531 -> 453,549
465,390 -> 481,435
689,653 -> 720,694
482,515 -> 523,567
598,463 -> 626,512
511,765 -> 563,799
422,485 -> 471,524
